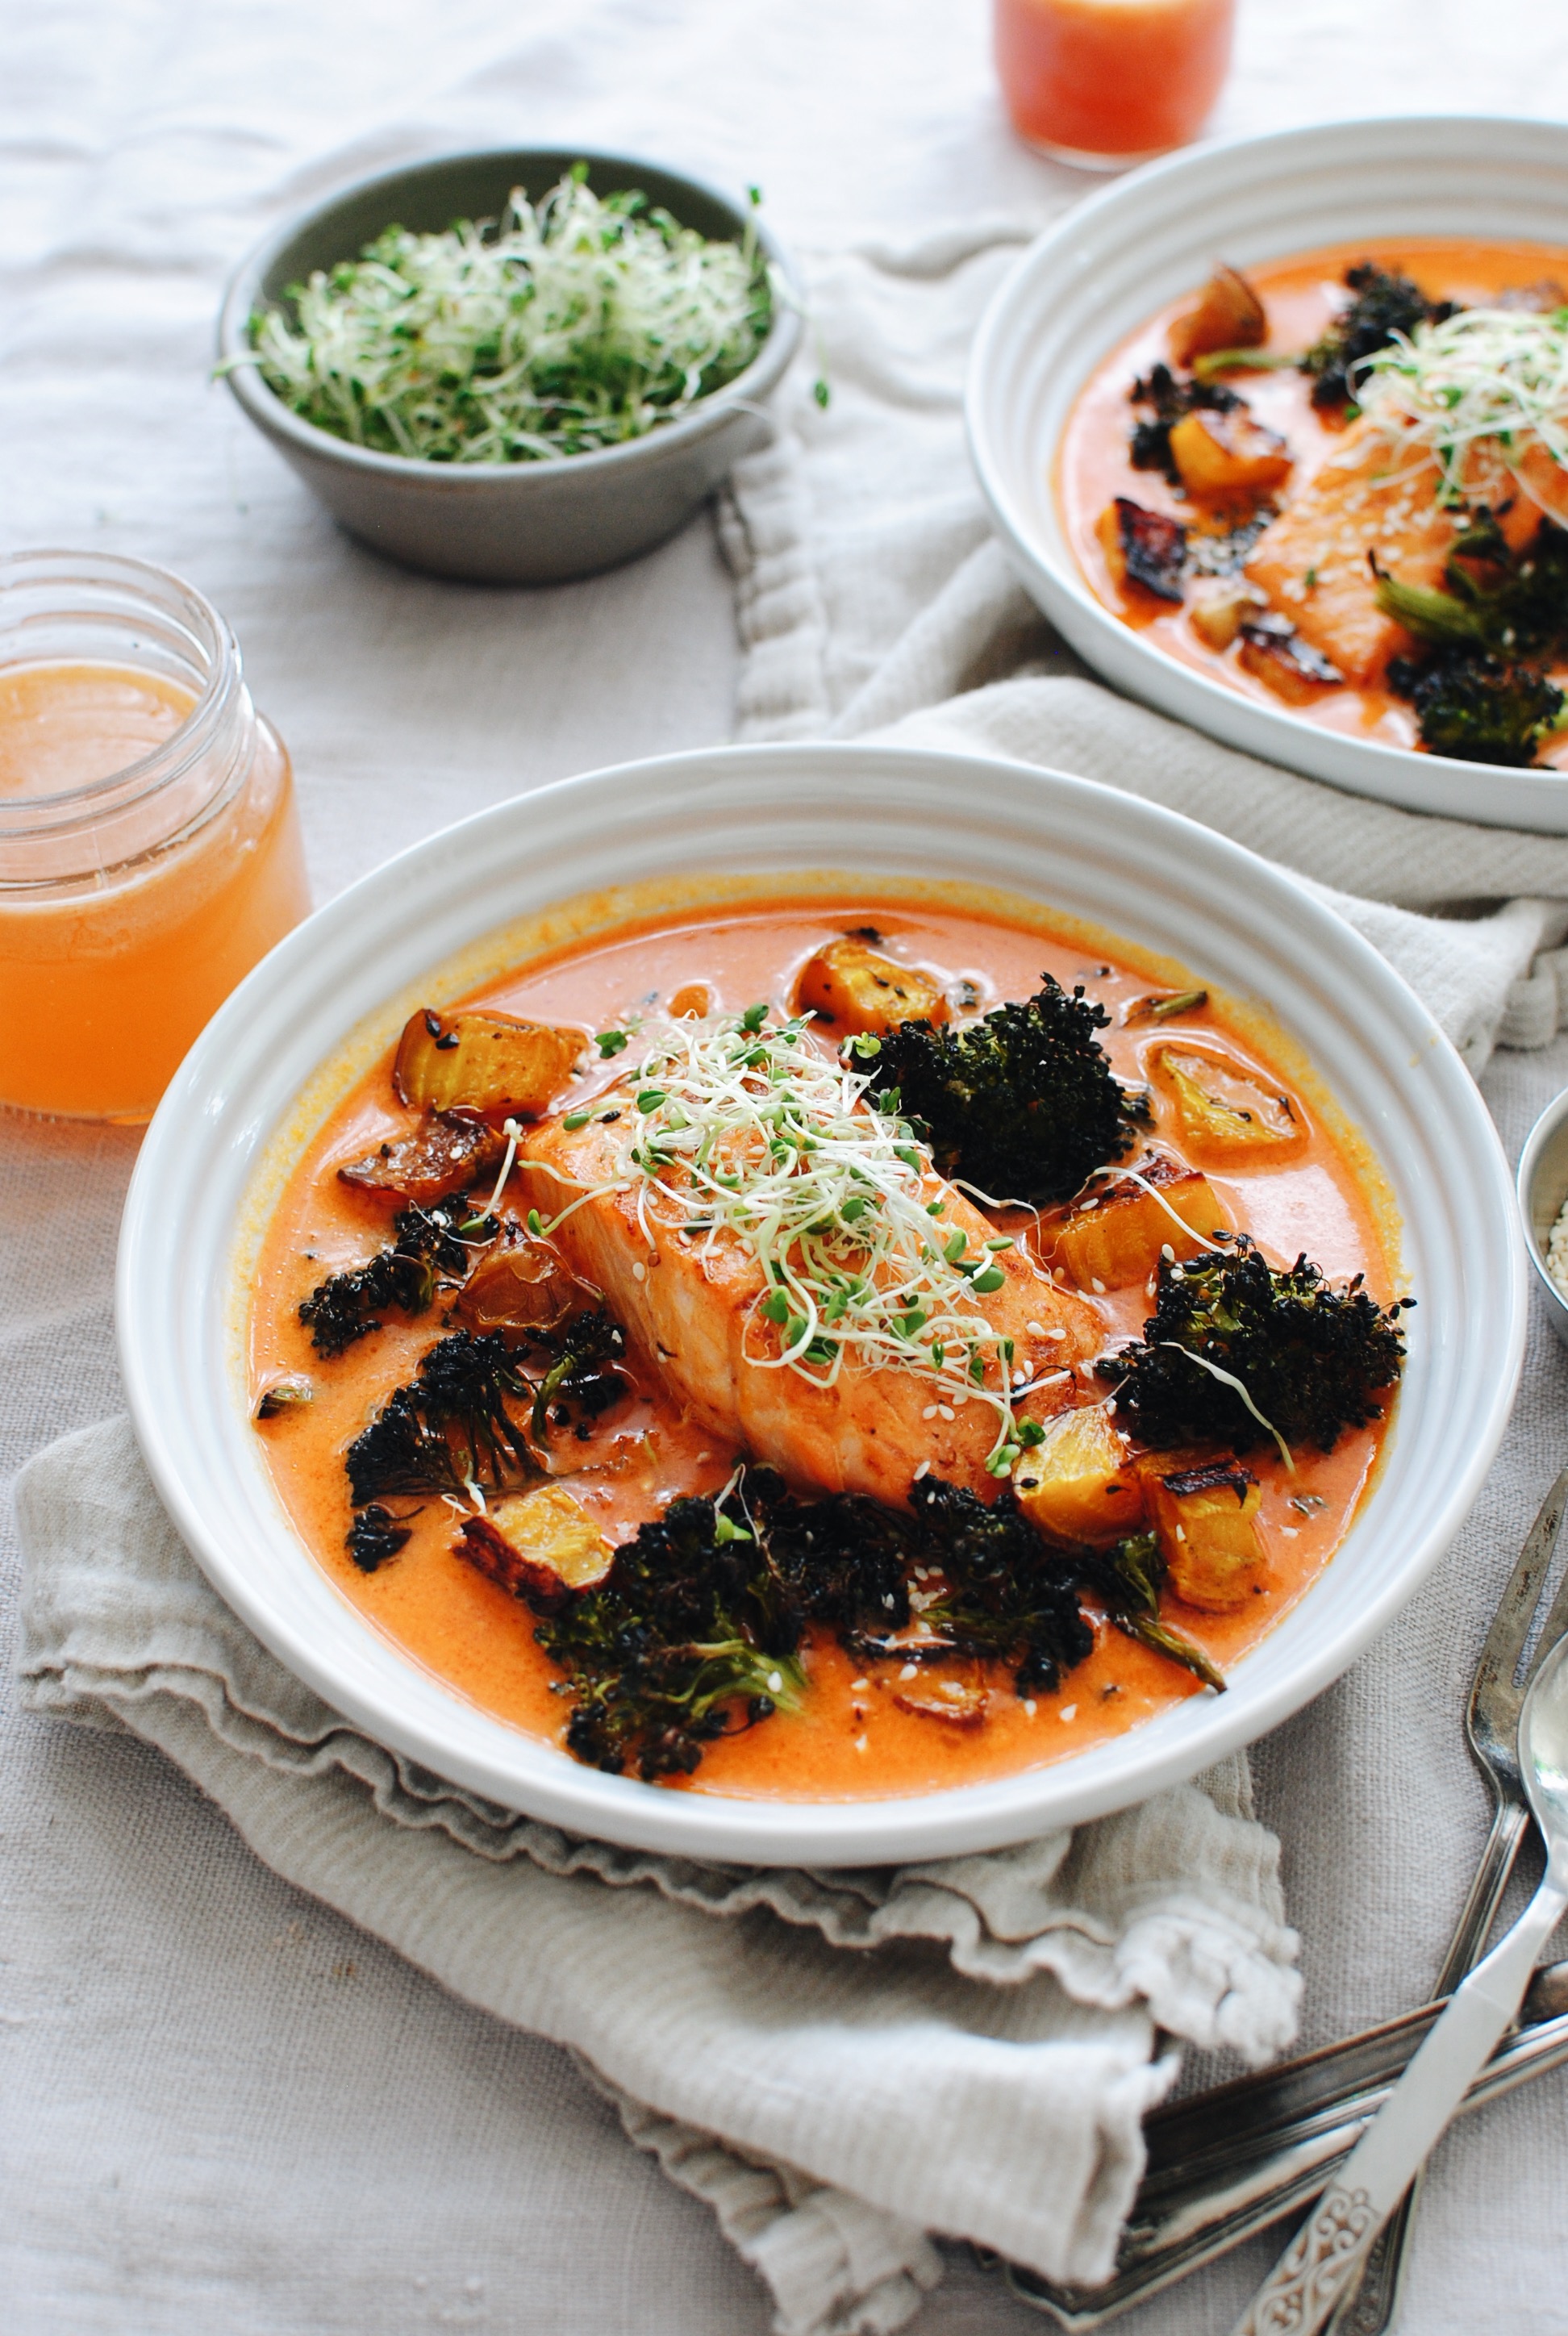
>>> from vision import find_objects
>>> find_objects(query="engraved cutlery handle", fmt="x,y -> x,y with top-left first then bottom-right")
1232,1874 -> 1568,2336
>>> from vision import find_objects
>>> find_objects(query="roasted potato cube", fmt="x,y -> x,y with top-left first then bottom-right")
1236,617 -> 1342,705
1053,1158 -> 1232,1291
794,936 -> 949,1035
1188,579 -> 1268,652
1013,1404 -> 1145,1545
394,1008 -> 582,1121
890,1670 -> 990,1726
339,1112 -> 506,1206
1152,1046 -> 1305,1166
457,1241 -> 576,1336
1141,1455 -> 1266,1610
1168,264 -> 1267,369
1168,407 -> 1292,502
455,1484 -> 615,1612
1097,498 -> 1188,603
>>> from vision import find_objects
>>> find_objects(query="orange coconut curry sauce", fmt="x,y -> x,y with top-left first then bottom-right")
1059,236 -> 1568,765
247,893 -> 1398,1801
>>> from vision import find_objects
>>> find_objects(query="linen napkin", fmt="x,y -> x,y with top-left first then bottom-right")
718,222 -> 1568,1067
15,1418 -> 1299,2336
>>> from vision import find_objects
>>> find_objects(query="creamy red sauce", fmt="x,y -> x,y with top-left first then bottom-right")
248,896 -> 1397,1800
1058,236 -> 1568,765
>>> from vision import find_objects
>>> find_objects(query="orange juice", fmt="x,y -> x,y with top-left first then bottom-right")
995,0 -> 1234,165
0,555 -> 311,1122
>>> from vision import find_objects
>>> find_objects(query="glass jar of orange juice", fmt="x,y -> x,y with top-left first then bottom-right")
0,551 -> 311,1121
995,0 -> 1234,169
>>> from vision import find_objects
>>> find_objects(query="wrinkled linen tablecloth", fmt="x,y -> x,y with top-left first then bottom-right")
9,3 -> 1568,2334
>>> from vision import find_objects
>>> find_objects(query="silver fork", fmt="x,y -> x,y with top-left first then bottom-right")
1005,1459 -> 1568,2332
1324,1459 -> 1568,2336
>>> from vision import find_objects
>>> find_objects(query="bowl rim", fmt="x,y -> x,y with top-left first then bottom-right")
116,740 -> 1527,1865
217,144 -> 803,483
965,111 -> 1568,825
1516,1085 -> 1568,1320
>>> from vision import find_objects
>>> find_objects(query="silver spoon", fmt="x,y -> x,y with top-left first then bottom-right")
1232,1628 -> 1568,2336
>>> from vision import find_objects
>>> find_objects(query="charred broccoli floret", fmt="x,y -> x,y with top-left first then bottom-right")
527,1308 -> 629,1441
1098,1237 -> 1411,1456
346,1329 -> 537,1505
299,1199 -> 490,1357
869,975 -> 1139,1205
1304,262 -> 1454,411
1387,648 -> 1564,767
1375,513 -> 1568,666
885,1478 -> 1094,1696
345,1503 -> 418,1573
532,1488 -> 807,1779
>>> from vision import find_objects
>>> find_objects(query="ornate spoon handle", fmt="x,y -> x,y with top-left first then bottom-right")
1232,1872 -> 1568,2336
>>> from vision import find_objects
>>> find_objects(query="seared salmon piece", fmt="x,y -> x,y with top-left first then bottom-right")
519,1114 -> 1100,1505
1245,421 -> 1455,685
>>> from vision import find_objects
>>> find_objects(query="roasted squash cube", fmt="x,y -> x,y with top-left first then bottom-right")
394,1008 -> 582,1121
1236,617 -> 1341,705
1013,1404 -> 1145,1545
1053,1158 -> 1232,1291
1168,264 -> 1267,369
455,1484 -> 615,1612
1188,578 -> 1268,651
1141,1455 -> 1266,1610
1097,498 -> 1188,603
1152,1046 -> 1305,1166
794,936 -> 949,1036
1169,407 -> 1292,502
339,1112 -> 506,1206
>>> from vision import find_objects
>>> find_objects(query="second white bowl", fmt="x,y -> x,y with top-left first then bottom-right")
967,114 -> 1568,833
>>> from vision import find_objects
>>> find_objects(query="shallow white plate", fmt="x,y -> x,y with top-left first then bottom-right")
119,744 -> 1524,1865
967,115 -> 1568,834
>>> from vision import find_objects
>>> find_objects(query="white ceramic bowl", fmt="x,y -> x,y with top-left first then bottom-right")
967,115 -> 1568,834
119,744 -> 1525,1865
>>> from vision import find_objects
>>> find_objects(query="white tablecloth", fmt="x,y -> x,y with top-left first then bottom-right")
7,2 -> 1568,2330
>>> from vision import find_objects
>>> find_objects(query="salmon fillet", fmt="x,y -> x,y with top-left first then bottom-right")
519,1113 -> 1100,1506
1245,420 -> 1453,685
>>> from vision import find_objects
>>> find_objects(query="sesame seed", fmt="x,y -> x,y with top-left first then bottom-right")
1013,1370 -> 1028,1387
1023,1698 -> 1037,1717
1281,1526 -> 1299,1539
922,1403 -> 939,1419
900,1662 -> 919,1680
912,1460 -> 931,1481
1091,1277 -> 1107,1294
632,1261 -> 646,1282
768,1671 -> 783,1692
1047,1327 -> 1067,1341
1027,1319 -> 1046,1335
1161,1243 -> 1175,1262
937,1404 -> 955,1421
1060,1703 -> 1077,1722
850,1678 -> 869,1692
854,1734 -> 868,1753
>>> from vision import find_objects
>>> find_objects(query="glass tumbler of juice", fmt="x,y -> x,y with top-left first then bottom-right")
0,550 -> 311,1121
995,0 -> 1235,169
